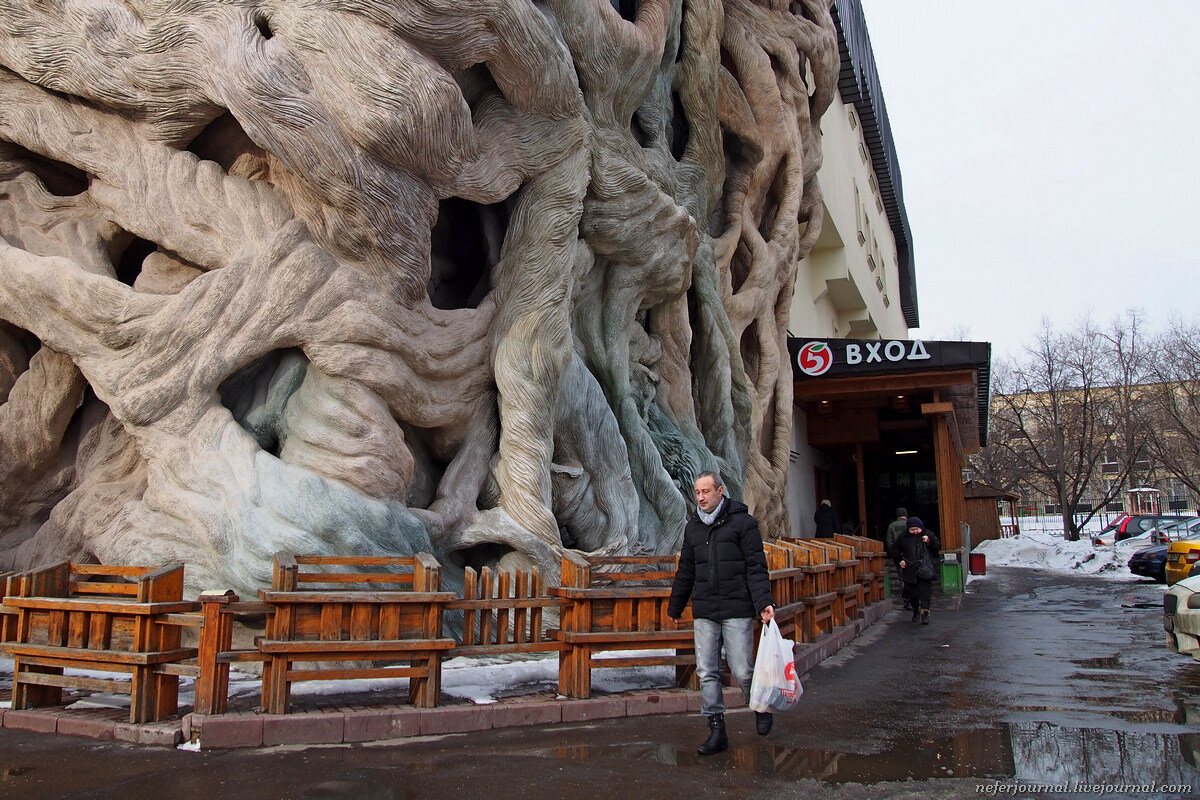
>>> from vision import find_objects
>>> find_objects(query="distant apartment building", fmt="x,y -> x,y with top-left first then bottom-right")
987,383 -> 1200,518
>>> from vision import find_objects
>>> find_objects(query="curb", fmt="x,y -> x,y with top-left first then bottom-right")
1,601 -> 896,751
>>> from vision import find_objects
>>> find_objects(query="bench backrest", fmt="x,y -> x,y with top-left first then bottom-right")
835,533 -> 882,553
16,561 -> 185,603
271,553 -> 442,592
266,552 -> 446,644
561,554 -> 678,589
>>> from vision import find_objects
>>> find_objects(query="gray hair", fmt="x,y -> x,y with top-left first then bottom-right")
695,470 -> 724,489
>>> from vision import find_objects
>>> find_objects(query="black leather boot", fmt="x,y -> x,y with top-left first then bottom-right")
755,711 -> 774,736
697,713 -> 728,755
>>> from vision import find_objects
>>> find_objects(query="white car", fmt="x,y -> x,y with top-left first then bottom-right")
1164,574 -> 1200,660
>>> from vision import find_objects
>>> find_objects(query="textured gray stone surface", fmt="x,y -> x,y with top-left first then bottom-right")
0,0 -> 838,594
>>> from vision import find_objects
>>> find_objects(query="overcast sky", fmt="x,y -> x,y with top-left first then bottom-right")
856,1 -> 1200,359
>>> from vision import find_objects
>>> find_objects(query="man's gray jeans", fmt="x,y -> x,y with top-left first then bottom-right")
693,617 -> 755,716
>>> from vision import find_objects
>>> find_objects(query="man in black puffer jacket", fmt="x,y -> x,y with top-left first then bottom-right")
669,470 -> 775,755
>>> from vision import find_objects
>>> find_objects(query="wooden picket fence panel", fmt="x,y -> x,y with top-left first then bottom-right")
447,566 -> 564,657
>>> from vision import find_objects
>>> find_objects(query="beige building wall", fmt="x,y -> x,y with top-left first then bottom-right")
786,86 -> 914,538
789,88 -> 910,342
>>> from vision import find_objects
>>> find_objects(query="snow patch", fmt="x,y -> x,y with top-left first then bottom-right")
976,517 -> 1169,581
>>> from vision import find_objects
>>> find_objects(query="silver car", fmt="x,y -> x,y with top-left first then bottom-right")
1150,517 -> 1200,545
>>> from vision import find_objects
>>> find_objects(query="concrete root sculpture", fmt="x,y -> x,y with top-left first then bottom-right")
0,0 -> 838,596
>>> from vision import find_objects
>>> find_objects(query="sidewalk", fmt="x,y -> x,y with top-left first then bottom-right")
0,601 -> 892,750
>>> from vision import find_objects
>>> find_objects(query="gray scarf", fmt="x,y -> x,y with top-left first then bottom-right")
697,497 -> 726,526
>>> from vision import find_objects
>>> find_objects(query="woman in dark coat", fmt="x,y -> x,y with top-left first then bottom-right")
889,516 -> 940,624
813,499 -> 839,538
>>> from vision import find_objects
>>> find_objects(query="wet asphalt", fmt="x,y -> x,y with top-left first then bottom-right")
2,567 -> 1198,800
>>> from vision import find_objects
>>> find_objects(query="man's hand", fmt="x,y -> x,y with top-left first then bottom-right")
899,559 -> 907,569
668,617 -> 680,624
760,605 -> 775,623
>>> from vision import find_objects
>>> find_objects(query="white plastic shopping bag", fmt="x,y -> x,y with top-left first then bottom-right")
748,618 -> 802,712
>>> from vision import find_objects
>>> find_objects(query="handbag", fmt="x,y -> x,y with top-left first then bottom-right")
915,543 -> 936,581
749,619 -> 803,712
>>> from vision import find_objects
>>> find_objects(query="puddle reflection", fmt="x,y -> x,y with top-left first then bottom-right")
549,723 -> 1200,787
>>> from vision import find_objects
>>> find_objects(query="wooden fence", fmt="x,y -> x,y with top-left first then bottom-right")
0,536 -> 887,718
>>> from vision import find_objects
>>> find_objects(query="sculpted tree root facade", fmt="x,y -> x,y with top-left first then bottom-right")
0,0 -> 838,596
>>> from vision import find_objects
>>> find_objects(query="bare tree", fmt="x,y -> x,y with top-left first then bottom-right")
968,362 -> 1028,496
990,318 -> 1139,540
1146,319 -> 1200,499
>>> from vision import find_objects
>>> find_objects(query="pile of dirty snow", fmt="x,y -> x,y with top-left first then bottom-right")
975,521 -> 1156,580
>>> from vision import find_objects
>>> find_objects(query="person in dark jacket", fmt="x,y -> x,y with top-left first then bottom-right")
889,516 -> 940,624
813,499 -> 839,538
669,471 -> 775,755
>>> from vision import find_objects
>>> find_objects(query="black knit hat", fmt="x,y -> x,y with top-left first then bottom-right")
905,516 -> 924,530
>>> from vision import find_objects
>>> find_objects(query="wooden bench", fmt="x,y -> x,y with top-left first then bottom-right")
551,553 -> 694,699
763,542 -> 805,645
5,561 -> 196,722
837,533 -> 887,604
257,553 -> 456,714
779,539 -> 837,642
830,540 -> 864,623
803,540 -> 861,626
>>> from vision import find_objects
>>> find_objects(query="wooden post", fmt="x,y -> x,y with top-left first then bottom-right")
272,552 -> 299,592
558,552 -> 592,699
195,591 -> 238,715
131,563 -> 185,723
412,553 -> 444,708
855,442 -> 868,540
931,413 -> 965,551
11,563 -> 68,709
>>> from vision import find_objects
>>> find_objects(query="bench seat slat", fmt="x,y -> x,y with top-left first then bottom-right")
8,644 -> 198,665
257,590 -> 455,604
553,629 -> 692,645
7,598 -> 197,615
258,638 -> 455,654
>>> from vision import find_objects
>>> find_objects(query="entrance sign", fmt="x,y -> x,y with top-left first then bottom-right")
845,339 -> 930,365
789,337 -> 990,380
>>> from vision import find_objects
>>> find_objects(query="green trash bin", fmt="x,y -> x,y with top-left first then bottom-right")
940,553 -> 963,593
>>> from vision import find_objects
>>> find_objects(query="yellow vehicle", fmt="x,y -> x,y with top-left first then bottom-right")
1165,538 -> 1200,585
